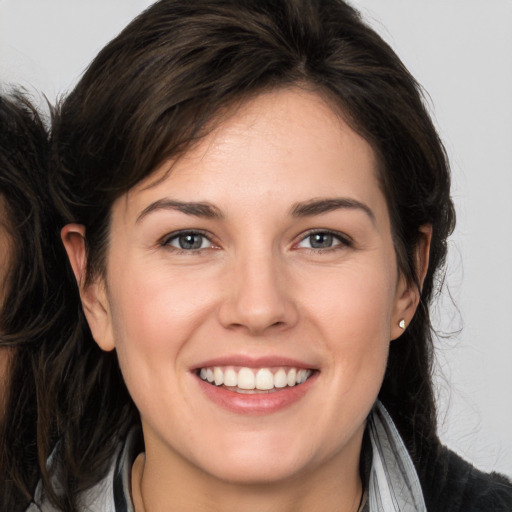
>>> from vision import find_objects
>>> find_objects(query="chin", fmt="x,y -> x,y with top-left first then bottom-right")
184,429 -> 326,485
201,454 -> 310,485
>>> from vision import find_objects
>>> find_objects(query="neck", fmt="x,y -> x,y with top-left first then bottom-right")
131,432 -> 364,512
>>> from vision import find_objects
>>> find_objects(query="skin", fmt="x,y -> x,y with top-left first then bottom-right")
63,88 -> 430,512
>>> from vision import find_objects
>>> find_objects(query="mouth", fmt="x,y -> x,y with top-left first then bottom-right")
196,366 -> 315,394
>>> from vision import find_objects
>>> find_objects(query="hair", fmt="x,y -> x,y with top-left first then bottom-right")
47,0 -> 455,509
0,92 -> 73,510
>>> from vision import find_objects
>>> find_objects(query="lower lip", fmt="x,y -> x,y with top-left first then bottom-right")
195,373 -> 318,415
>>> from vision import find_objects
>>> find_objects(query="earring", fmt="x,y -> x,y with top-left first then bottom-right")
398,319 -> 406,329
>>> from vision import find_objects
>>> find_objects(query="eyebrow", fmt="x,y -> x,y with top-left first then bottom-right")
136,199 -> 224,223
136,197 -> 375,224
291,198 -> 376,224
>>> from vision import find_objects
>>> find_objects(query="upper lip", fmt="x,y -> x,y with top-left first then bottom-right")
192,355 -> 317,371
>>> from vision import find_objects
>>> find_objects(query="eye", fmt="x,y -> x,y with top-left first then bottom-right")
296,230 -> 351,250
163,231 -> 213,250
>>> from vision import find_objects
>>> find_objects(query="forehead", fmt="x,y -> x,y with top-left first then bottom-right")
115,88 -> 386,225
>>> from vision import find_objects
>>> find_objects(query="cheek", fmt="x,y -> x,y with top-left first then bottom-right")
105,260 -> 220,390
106,274 -> 191,425
109,257 -> 212,338
297,261 -> 395,390
299,260 -> 396,338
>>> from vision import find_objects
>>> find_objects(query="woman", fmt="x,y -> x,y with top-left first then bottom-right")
0,93 -> 72,510
30,0 -> 512,510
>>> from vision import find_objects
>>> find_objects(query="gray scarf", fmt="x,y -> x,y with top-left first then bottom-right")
366,401 -> 427,511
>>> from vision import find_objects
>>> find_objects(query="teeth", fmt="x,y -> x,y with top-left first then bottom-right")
214,367 -> 224,386
287,368 -> 297,387
297,369 -> 308,384
237,368 -> 255,390
198,366 -> 313,390
274,368 -> 288,388
224,368 -> 237,387
255,368 -> 274,390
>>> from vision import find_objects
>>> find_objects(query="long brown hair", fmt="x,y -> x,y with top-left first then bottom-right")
47,0 -> 455,509
0,92 -> 71,510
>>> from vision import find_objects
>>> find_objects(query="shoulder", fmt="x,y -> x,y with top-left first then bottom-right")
25,460 -> 118,512
416,442 -> 512,512
25,428 -> 140,512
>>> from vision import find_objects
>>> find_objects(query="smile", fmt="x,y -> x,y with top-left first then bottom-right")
198,366 -> 313,393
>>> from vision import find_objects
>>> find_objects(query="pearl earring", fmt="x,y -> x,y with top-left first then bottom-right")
398,319 -> 406,329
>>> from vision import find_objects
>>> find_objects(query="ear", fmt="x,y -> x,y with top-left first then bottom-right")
390,225 -> 432,340
61,224 -> 115,352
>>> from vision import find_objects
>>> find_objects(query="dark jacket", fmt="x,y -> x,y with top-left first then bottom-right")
417,443 -> 512,511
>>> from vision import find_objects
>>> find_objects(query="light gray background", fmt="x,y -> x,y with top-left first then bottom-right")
1,0 -> 511,478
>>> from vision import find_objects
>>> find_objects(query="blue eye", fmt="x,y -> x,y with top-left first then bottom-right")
297,231 -> 349,250
164,232 -> 211,250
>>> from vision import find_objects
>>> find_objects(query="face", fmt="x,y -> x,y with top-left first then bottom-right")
67,88 -> 420,485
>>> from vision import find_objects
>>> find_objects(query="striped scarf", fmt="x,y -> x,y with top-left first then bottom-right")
366,401 -> 427,511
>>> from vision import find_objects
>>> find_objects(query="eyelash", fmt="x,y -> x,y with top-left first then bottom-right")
160,230 -> 216,253
160,229 -> 352,254
294,229 -> 353,252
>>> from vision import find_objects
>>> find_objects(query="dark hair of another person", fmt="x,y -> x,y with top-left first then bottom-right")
47,0 -> 455,509
0,93 -> 75,510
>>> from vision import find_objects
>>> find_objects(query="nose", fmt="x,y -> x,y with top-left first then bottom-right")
218,252 -> 299,336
